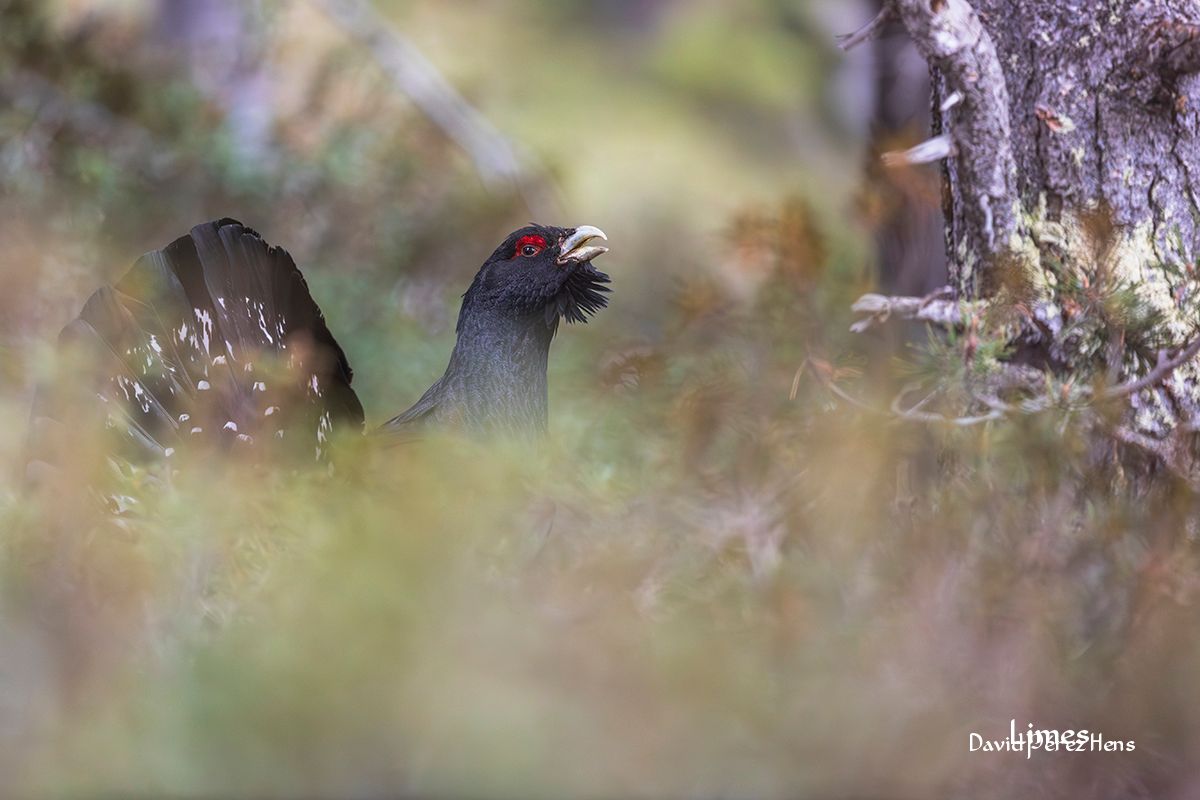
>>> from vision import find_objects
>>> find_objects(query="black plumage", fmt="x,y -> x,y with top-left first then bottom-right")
381,224 -> 611,436
25,218 -> 609,479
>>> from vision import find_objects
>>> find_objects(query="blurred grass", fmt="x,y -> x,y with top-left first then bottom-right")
2,1 -> 1199,799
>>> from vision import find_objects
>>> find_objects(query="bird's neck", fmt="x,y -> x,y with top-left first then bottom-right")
438,307 -> 556,434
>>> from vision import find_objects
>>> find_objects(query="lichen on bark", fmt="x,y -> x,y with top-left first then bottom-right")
890,0 -> 1200,436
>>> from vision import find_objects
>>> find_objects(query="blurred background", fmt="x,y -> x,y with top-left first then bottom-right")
3,1 -> 1194,798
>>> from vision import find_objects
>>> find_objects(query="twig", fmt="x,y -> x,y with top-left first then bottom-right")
891,383 -> 1004,426
1112,425 -> 1200,491
849,288 -> 972,333
881,134 -> 955,168
1113,425 -> 1173,458
805,359 -> 888,416
804,358 -> 1004,427
312,0 -> 545,200
836,6 -> 895,52
1102,336 -> 1200,400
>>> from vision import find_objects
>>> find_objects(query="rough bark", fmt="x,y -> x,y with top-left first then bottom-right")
973,0 -> 1200,263
882,0 -> 1200,437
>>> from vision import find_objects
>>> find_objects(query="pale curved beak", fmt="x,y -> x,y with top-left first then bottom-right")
557,225 -> 609,265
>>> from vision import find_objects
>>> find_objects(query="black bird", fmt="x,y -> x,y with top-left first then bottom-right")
26,218 -> 609,479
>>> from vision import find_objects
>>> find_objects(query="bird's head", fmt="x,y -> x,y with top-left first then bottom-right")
461,224 -> 611,329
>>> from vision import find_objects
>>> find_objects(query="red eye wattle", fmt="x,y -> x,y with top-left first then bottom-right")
515,235 -> 547,258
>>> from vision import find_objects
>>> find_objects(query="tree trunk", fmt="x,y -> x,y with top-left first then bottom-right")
963,0 -> 1200,270
890,0 -> 1200,437
870,4 -> 946,299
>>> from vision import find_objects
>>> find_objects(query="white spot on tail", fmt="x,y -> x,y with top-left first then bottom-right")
116,376 -> 152,414
314,410 -> 333,460
194,308 -> 213,355
254,302 -> 275,344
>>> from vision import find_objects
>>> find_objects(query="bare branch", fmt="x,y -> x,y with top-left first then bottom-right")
1112,425 -> 1200,490
802,358 -> 887,415
848,288 -> 1063,353
940,91 -> 964,112
1102,335 -> 1200,400
881,134 -> 955,168
1113,424 -> 1173,458
312,0 -> 544,199
849,288 -> 972,333
804,359 -> 1005,427
837,6 -> 895,52
891,383 -> 1004,426
850,288 -> 1200,426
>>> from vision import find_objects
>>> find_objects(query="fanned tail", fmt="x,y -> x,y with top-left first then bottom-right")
27,219 -> 364,482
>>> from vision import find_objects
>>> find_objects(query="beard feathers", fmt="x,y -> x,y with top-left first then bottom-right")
546,263 -> 612,327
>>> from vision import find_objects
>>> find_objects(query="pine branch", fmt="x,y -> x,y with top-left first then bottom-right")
836,6 -> 895,52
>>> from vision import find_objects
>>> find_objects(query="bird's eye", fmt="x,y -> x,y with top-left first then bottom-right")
515,234 -> 547,258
